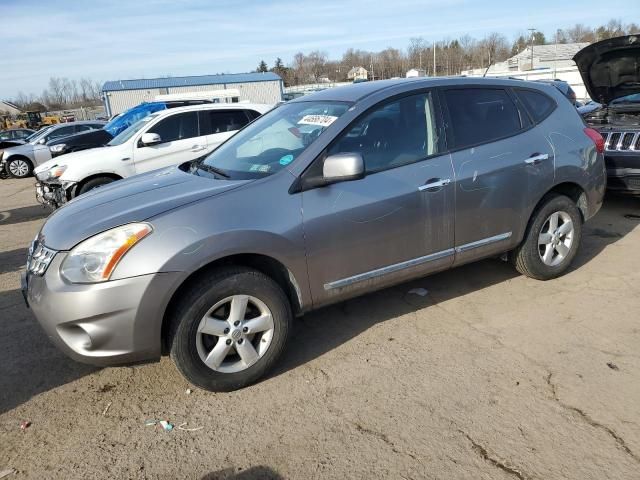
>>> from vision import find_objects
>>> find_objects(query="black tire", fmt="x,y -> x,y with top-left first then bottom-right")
7,157 -> 33,178
76,176 -> 116,196
511,194 -> 582,280
168,267 -> 292,392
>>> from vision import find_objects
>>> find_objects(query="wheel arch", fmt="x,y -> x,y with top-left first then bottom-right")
160,253 -> 304,354
73,172 -> 123,196
540,182 -> 588,222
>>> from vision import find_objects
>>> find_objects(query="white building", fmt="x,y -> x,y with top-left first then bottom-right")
347,67 -> 368,81
102,72 -> 283,115
406,68 -> 427,78
461,42 -> 591,101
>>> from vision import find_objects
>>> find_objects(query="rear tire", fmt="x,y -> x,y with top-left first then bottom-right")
168,267 -> 292,392
76,176 -> 116,196
7,157 -> 33,178
511,194 -> 582,280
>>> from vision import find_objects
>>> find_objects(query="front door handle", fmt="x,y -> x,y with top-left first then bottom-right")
524,153 -> 549,165
419,178 -> 451,191
191,145 -> 206,152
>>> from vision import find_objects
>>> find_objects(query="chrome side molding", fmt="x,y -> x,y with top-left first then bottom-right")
324,231 -> 512,290
324,248 -> 455,290
455,232 -> 512,253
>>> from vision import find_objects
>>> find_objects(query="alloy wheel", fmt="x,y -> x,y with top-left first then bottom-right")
9,160 -> 29,177
538,211 -> 574,267
196,295 -> 275,373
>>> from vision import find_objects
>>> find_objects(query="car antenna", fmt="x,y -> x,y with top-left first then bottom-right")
482,61 -> 494,78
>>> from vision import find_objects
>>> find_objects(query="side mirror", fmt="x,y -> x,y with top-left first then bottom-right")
323,153 -> 364,183
37,138 -> 46,145
140,133 -> 161,146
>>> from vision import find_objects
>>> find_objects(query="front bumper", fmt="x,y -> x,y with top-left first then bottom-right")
35,181 -> 73,208
23,253 -> 181,366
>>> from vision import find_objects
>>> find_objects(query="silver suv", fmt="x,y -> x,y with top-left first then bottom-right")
23,78 -> 606,391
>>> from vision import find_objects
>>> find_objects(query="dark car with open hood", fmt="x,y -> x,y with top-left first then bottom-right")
574,34 -> 640,194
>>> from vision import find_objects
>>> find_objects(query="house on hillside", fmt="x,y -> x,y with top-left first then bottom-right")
506,42 -> 590,71
460,42 -> 592,101
0,100 -> 21,116
347,67 -> 368,81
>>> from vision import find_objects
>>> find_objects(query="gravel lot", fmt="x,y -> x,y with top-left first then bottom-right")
1,177 -> 639,479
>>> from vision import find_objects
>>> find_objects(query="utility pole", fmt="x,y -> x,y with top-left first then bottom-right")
433,42 -> 437,76
528,28 -> 536,70
553,29 -> 559,78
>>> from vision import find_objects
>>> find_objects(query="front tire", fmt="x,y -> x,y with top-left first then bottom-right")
511,194 -> 582,280
7,157 -> 33,178
168,267 -> 292,392
76,176 -> 116,196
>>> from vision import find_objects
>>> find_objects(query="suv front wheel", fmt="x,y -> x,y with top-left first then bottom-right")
511,194 -> 582,280
168,267 -> 292,391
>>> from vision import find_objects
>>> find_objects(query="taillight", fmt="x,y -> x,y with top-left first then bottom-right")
584,127 -> 604,154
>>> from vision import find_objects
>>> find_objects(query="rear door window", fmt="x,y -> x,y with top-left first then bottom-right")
45,125 -> 76,142
514,89 -> 556,123
199,110 -> 251,135
443,88 -> 522,149
148,111 -> 199,143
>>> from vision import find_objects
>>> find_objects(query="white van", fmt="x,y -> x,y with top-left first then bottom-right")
34,103 -> 272,207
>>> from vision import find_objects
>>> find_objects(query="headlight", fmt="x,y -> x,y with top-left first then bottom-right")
49,165 -> 67,179
60,223 -> 153,283
49,144 -> 66,153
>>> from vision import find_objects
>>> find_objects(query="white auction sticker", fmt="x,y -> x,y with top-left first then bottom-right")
298,114 -> 338,127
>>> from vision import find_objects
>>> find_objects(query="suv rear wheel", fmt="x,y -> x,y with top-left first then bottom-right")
168,267 -> 292,391
511,194 -> 582,280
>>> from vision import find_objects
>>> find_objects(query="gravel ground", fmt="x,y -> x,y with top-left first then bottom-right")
1,177 -> 639,480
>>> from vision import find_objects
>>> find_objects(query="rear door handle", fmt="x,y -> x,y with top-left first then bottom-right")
419,178 -> 451,191
524,153 -> 549,165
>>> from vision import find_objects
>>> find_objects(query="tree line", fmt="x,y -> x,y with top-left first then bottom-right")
11,77 -> 103,112
257,19 -> 638,86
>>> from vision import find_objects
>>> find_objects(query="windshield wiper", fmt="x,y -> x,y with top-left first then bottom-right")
197,163 -> 230,179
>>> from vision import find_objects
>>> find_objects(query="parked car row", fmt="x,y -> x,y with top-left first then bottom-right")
33,103 -> 272,207
1,121 -> 105,178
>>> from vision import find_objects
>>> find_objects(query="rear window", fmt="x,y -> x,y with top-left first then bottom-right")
443,88 -> 522,149
515,89 -> 556,123
199,110 -> 250,135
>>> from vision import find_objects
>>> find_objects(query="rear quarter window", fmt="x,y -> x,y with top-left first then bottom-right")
443,88 -> 522,150
514,89 -> 556,123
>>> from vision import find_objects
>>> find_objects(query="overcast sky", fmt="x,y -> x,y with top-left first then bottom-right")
1,0 -> 638,99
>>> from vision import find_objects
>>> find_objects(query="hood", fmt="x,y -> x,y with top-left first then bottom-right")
574,34 -> 640,104
39,166 -> 251,250
47,128 -> 112,148
33,150 -> 96,175
34,145 -> 111,176
2,142 -> 34,156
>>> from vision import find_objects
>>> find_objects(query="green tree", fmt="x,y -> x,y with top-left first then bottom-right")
256,60 -> 268,73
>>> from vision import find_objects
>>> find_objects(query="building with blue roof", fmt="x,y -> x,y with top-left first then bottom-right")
102,72 -> 283,115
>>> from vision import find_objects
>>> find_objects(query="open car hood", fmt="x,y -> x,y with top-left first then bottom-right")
573,35 -> 640,104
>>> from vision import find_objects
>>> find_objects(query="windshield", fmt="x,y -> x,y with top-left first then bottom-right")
104,102 -> 166,137
28,125 -> 54,144
107,114 -> 160,146
199,101 -> 350,179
